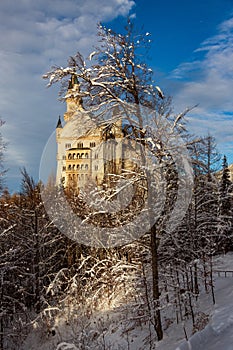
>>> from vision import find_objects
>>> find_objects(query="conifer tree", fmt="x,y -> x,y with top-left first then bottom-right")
218,155 -> 233,251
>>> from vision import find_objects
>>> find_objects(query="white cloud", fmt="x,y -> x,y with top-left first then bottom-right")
169,16 -> 233,162
0,0 -> 135,191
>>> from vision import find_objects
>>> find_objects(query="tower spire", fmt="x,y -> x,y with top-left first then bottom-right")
56,115 -> 62,128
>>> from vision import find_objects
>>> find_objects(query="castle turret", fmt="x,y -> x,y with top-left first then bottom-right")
64,74 -> 83,122
56,115 -> 62,140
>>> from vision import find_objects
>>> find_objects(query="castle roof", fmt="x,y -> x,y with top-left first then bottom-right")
56,116 -> 62,128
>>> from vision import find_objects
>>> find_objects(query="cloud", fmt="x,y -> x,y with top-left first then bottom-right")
0,0 -> 135,191
169,16 -> 233,161
0,0 -> 135,63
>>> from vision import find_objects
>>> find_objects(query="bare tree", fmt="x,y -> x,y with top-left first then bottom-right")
0,169 -> 74,349
43,21 -> 197,341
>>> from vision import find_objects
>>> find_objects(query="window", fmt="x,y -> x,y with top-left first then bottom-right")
62,166 -> 66,171
85,153 -> 89,158
68,153 -> 72,160
94,153 -> 98,159
90,142 -> 96,147
65,143 -> 71,149
77,164 -> 80,170
77,142 -> 83,148
68,165 -> 71,170
95,165 -> 98,171
62,155 -> 66,160
85,164 -> 88,170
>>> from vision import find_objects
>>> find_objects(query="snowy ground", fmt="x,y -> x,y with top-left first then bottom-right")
21,253 -> 233,350
173,253 -> 233,350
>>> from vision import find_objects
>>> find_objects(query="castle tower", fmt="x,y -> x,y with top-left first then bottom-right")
56,115 -> 62,143
64,74 -> 83,122
56,74 -> 84,186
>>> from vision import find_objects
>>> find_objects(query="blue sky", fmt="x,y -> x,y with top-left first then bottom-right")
0,0 -> 233,192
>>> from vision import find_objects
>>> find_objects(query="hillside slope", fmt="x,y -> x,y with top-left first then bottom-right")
20,254 -> 233,350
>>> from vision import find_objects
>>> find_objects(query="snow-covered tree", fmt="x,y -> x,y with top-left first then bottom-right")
218,155 -> 233,252
43,21 -> 197,342
0,169 -> 77,349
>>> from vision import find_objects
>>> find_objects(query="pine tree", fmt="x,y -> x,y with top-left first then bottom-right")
218,155 -> 233,252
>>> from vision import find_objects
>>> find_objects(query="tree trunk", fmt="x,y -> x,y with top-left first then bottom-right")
33,210 -> 41,313
150,223 -> 163,341
210,255 -> 216,305
0,272 -> 3,350
194,262 -> 199,298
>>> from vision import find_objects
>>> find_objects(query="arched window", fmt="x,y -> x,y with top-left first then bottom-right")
73,153 -> 76,159
81,153 -> 84,158
77,164 -> 80,170
81,164 -> 84,170
68,165 -> 71,170
68,153 -> 72,160
85,164 -> 88,170
73,164 -> 75,170
85,153 -> 88,158
77,153 -> 80,158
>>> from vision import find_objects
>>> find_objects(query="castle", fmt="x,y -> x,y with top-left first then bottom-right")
56,75 -> 136,190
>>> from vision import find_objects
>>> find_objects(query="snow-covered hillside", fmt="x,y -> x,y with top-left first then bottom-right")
160,253 -> 233,350
20,253 -> 233,350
